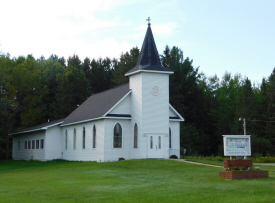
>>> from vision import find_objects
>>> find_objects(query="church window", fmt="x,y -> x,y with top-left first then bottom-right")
134,123 -> 138,148
93,125 -> 96,148
28,140 -> 31,149
113,123 -> 122,148
169,128 -> 171,149
36,140 -> 39,149
40,139 -> 44,149
65,129 -> 68,150
150,136 -> 153,149
73,128 -> 76,149
159,136 -> 161,149
32,140 -> 35,149
83,127 -> 86,149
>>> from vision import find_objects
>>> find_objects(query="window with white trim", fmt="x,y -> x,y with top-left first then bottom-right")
93,125 -> 96,148
113,123 -> 122,148
36,140 -> 39,149
65,129 -> 68,150
40,139 -> 44,149
169,128 -> 171,149
73,128 -> 76,149
134,123 -> 138,148
83,127 -> 85,149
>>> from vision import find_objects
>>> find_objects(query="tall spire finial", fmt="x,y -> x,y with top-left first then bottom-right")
146,17 -> 151,26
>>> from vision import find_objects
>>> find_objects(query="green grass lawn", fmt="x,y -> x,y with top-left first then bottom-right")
0,159 -> 275,203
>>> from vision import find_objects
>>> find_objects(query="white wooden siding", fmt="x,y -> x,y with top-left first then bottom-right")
108,94 -> 131,115
61,120 -> 105,162
12,131 -> 46,161
169,121 -> 181,158
45,125 -> 62,160
104,119 -> 131,161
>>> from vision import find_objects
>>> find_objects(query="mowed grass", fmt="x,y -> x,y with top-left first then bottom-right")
0,159 -> 275,203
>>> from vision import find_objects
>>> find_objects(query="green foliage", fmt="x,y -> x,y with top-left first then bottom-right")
1,46 -> 275,159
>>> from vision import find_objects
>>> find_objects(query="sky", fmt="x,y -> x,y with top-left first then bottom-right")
1,0 -> 274,84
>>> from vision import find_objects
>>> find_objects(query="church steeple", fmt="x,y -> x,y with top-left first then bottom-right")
125,18 -> 173,76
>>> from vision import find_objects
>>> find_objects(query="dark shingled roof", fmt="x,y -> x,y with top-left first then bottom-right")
10,118 -> 64,135
126,23 -> 172,75
62,83 -> 130,125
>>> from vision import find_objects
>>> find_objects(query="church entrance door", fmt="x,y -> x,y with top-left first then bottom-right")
147,134 -> 164,158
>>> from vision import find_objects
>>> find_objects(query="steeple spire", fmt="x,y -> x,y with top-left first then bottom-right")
125,18 -> 173,76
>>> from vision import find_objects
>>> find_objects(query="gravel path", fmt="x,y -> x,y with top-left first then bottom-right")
171,159 -> 223,168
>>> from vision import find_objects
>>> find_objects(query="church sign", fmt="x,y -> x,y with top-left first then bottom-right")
222,135 -> 251,156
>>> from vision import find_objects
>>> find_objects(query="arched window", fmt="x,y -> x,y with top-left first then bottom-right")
169,128 -> 171,149
134,123 -> 138,148
93,125 -> 96,148
65,129 -> 68,150
73,128 -> 76,149
113,123 -> 122,148
82,127 -> 85,149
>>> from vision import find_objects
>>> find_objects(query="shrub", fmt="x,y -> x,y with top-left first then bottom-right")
170,155 -> 178,159
118,157 -> 125,161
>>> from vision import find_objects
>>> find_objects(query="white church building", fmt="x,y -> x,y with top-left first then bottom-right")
11,22 -> 184,162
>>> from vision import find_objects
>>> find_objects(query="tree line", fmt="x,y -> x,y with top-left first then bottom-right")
1,46 -> 275,159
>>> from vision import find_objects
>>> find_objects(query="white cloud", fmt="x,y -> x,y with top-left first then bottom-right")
0,0 -> 134,59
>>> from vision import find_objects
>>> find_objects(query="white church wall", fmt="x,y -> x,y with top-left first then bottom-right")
12,131 -> 46,161
169,106 -> 178,117
129,73 -> 145,159
45,125 -> 62,160
108,94 -> 131,115
169,121 -> 181,158
129,72 -> 171,159
61,120 -> 105,162
104,119 -> 131,161
142,73 -> 170,158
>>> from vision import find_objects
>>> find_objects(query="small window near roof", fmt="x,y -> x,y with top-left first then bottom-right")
41,139 -> 44,149
36,140 -> 39,149
32,140 -> 35,149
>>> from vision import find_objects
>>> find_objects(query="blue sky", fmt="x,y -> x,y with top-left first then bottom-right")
1,0 -> 274,84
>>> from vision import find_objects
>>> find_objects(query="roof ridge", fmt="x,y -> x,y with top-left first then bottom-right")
88,83 -> 129,97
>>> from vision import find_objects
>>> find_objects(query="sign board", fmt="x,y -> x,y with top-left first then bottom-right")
222,135 -> 251,157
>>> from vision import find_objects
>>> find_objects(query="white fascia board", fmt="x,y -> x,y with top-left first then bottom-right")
9,129 -> 45,136
103,117 -> 132,120
169,104 -> 184,121
125,70 -> 174,77
42,121 -> 64,129
169,119 -> 184,122
60,118 -> 102,127
103,90 -> 132,116
10,121 -> 64,136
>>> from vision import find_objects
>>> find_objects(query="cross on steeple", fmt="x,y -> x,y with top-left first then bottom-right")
146,17 -> 151,25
